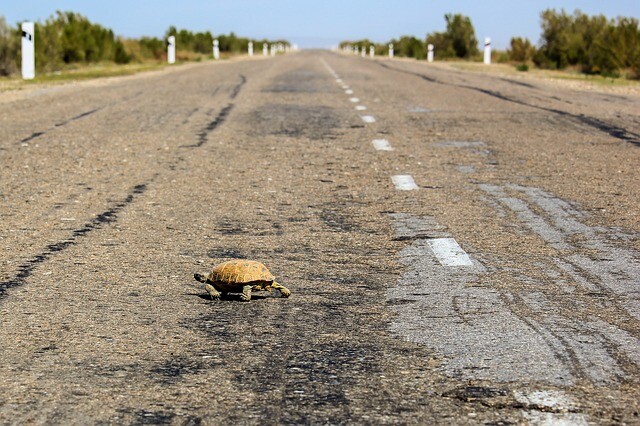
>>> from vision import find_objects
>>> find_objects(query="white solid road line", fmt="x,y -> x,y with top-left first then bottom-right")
372,139 -> 393,151
426,238 -> 474,266
361,115 -> 375,123
355,105 -> 367,111
391,175 -> 418,190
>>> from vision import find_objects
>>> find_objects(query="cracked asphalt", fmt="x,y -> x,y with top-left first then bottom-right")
1,51 -> 639,424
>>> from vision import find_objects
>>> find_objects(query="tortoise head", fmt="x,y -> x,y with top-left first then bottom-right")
194,273 -> 208,283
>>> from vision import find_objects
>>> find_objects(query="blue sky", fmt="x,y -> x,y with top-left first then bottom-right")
2,1 -> 639,49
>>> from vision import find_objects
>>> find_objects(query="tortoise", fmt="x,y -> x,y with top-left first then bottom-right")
194,259 -> 290,302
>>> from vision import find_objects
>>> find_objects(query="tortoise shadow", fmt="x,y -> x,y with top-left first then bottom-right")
187,292 -> 270,302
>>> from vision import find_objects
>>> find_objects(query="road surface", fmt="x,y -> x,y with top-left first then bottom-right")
1,51 -> 639,424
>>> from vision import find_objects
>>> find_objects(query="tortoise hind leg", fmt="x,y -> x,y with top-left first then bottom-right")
271,281 -> 291,298
239,285 -> 252,302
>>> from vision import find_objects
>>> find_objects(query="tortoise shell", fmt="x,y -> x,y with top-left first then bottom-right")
207,259 -> 275,285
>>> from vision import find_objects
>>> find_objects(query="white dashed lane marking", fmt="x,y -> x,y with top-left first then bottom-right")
372,139 -> 393,151
391,175 -> 418,190
355,105 -> 367,111
426,238 -> 474,266
361,115 -> 375,123
349,97 -> 360,103
345,89 -> 354,95
319,58 -> 337,76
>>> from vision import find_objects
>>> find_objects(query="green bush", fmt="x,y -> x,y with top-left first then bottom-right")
391,36 -> 426,59
114,40 -> 131,64
631,46 -> 640,79
166,26 -> 214,54
508,37 -> 535,63
0,16 -> 18,75
425,13 -> 479,59
425,31 -> 454,58
496,50 -> 510,63
25,11 -> 135,71
535,9 -> 640,77
445,14 -> 479,58
135,37 -> 165,61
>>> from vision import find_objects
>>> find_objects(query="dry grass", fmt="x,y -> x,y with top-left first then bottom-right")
0,62 -> 168,92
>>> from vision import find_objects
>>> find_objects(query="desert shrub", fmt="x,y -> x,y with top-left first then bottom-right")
536,9 -> 640,76
425,13 -> 479,59
509,37 -> 535,63
391,36 -> 427,59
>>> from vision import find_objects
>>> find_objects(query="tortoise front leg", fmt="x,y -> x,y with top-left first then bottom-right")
271,281 -> 291,298
240,285 -> 252,302
204,284 -> 221,300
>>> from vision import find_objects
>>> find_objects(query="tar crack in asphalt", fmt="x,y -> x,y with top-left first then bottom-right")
0,183 -> 149,300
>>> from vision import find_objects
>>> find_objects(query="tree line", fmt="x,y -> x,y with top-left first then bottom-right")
340,14 -> 482,63
163,26 -> 287,57
340,9 -> 640,79
0,11 -> 289,76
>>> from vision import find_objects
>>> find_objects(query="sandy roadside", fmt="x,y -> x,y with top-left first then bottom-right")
0,54 -> 269,104
387,56 -> 640,98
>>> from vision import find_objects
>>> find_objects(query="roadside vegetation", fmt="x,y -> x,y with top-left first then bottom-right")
0,11 -> 289,78
340,9 -> 640,80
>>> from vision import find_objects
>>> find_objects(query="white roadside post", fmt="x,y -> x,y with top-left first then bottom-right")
263,43 -> 268,56
361,47 -> 366,57
167,35 -> 176,64
484,37 -> 491,65
388,43 -> 394,58
270,44 -> 275,56
213,39 -> 220,60
248,41 -> 253,57
21,22 -> 35,80
354,46 -> 359,55
369,45 -> 374,58
427,43 -> 434,62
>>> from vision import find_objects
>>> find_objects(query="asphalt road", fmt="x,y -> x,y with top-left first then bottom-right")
1,51 -> 639,424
